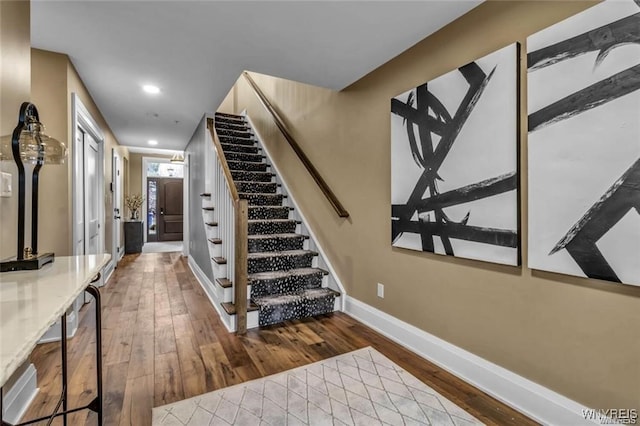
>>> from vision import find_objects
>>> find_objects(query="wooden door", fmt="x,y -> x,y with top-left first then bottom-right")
158,178 -> 183,241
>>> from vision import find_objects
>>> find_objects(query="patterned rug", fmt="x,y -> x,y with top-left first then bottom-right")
152,347 -> 484,425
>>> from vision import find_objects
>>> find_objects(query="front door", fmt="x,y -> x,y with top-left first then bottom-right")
148,177 -> 183,241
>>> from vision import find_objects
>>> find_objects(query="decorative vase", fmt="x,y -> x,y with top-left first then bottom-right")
131,209 -> 139,221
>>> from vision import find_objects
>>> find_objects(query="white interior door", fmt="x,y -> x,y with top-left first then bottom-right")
85,135 -> 100,255
74,128 -> 85,255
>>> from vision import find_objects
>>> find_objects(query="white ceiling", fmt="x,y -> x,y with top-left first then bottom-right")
32,1 -> 481,151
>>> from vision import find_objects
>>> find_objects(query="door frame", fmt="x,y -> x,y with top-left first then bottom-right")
112,148 -> 124,262
141,156 -> 183,243
71,94 -> 107,273
182,152 -> 189,257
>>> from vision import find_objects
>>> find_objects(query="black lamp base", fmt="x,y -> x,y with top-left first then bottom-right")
0,252 -> 54,272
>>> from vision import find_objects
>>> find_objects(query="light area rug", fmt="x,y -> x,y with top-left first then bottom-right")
152,347 -> 484,426
142,241 -> 183,253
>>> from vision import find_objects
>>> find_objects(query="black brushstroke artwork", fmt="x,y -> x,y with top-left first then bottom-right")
528,9 -> 640,283
391,52 -> 518,261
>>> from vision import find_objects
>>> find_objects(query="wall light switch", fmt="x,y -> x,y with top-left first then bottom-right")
377,283 -> 384,298
0,172 -> 11,197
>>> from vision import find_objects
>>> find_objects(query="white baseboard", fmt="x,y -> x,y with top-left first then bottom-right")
344,296 -> 599,425
37,310 -> 78,344
2,364 -> 38,424
188,256 -> 259,331
188,256 -> 233,332
104,262 -> 115,284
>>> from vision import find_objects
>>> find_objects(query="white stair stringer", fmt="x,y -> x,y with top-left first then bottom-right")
242,112 -> 345,314
197,133 -> 259,331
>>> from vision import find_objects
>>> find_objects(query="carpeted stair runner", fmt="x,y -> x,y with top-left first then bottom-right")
214,112 -> 339,327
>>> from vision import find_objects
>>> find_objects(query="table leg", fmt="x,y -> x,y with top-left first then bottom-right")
61,312 -> 68,426
85,285 -> 103,426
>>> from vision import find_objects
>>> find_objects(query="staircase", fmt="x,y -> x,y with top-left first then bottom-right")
210,112 -> 340,327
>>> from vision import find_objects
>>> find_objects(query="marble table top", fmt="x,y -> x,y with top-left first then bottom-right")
0,254 -> 110,388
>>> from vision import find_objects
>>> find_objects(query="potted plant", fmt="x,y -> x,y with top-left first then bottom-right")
125,194 -> 144,221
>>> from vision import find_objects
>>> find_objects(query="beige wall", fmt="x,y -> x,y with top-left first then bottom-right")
129,152 -> 173,201
0,0 -> 31,260
66,59 -> 129,255
31,50 -> 70,256
0,0 -> 31,392
218,86 -> 236,114
229,1 -> 639,410
29,48 -> 128,257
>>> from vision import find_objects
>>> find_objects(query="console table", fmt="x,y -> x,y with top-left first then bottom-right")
124,221 -> 143,253
0,254 -> 110,425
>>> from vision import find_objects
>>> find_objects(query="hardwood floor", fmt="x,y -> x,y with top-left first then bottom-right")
21,253 -> 536,426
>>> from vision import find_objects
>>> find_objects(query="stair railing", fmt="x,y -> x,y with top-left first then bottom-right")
206,118 -> 248,334
242,71 -> 350,218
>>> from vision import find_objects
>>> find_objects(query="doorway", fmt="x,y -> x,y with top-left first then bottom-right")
142,157 -> 184,245
147,177 -> 183,242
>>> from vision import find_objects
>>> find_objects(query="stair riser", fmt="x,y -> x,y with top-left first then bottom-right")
218,136 -> 256,146
250,272 -> 324,298
240,193 -> 284,206
248,221 -> 297,235
257,294 -> 337,327
248,253 -> 315,274
214,112 -> 244,120
217,129 -> 252,138
236,182 -> 277,194
225,152 -> 264,163
227,161 -> 268,172
215,122 -> 248,132
248,236 -> 304,253
248,207 -> 290,220
231,171 -> 274,183
221,144 -> 259,154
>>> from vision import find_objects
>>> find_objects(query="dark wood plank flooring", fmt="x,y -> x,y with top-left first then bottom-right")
21,253 -> 536,425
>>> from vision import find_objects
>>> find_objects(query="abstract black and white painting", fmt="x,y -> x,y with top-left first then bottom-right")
528,0 -> 640,286
391,43 -> 519,266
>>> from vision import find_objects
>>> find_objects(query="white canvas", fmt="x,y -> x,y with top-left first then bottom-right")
390,43 -> 519,266
527,0 -> 640,286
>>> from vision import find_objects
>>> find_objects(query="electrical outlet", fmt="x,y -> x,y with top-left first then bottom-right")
377,283 -> 384,298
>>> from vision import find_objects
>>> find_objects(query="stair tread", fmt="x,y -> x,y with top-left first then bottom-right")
248,233 -> 304,240
249,267 -> 328,281
253,288 -> 339,305
200,192 -> 211,197
235,180 -> 275,184
205,222 -> 218,226
239,192 -> 283,197
208,238 -> 222,244
215,112 -> 244,118
248,250 -> 318,259
248,219 -> 296,224
221,301 -> 259,315
202,207 -> 214,211
212,256 -> 227,264
221,142 -> 256,148
248,206 -> 293,210
216,278 -> 232,288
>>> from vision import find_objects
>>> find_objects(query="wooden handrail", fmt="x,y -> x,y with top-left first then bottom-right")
242,71 -> 350,218
207,117 -> 240,202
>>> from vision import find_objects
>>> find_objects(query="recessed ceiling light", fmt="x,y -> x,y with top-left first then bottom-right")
142,84 -> 160,94
148,140 -> 158,145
